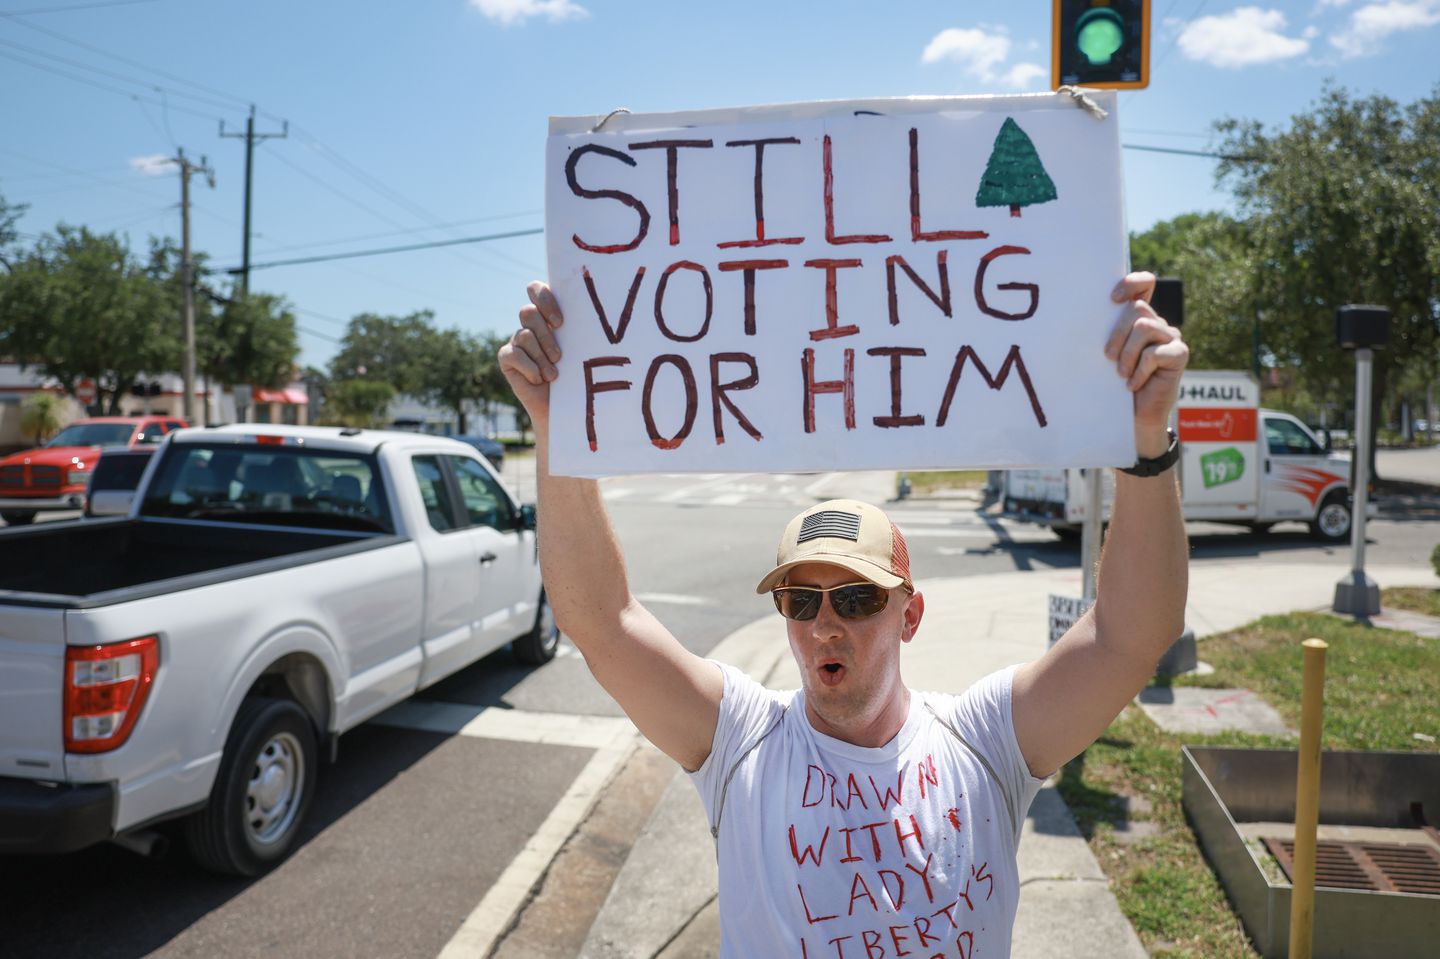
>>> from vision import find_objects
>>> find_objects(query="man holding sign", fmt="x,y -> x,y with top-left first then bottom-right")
498,94 -> 1188,957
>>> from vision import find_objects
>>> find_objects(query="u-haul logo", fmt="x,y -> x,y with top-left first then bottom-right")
1178,407 -> 1257,443
1181,383 -> 1256,403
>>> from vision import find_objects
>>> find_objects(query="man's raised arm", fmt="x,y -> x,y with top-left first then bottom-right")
1012,272 -> 1191,778
499,281 -> 724,771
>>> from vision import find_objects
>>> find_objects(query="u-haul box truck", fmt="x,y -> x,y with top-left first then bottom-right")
1002,371 -> 1363,541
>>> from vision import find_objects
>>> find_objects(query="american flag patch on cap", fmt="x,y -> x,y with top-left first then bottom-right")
797,510 -> 862,544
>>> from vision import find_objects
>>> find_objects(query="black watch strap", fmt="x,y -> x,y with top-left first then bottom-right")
1119,428 -> 1180,477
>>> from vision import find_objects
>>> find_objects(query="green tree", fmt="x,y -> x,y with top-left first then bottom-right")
200,291 -> 300,391
321,379 -> 395,429
328,311 -> 436,394
473,330 -> 518,436
975,117 -> 1058,217
1129,212 -> 1260,374
0,192 -> 28,273
414,327 -> 486,434
20,392 -> 65,445
1214,85 -> 1440,466
0,225 -> 180,413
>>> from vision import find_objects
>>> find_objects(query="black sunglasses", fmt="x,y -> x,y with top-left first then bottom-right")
772,582 -> 891,621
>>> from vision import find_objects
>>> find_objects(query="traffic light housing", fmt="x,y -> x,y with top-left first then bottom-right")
1053,0 -> 1150,90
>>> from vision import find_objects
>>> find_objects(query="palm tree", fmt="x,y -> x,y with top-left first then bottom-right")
20,391 -> 66,445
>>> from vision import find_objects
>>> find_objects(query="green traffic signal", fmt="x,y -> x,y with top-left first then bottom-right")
1076,8 -> 1125,66
1053,0 -> 1149,89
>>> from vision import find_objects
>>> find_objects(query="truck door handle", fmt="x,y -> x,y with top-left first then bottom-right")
1265,461 -> 1271,473
479,552 -> 497,566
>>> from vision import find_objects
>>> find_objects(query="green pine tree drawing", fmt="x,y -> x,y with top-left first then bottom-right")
975,117 -> 1058,217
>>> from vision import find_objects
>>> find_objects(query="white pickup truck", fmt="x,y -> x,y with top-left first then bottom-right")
0,424 -> 555,875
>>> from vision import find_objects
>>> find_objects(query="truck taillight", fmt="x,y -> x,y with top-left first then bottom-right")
64,636 -> 159,754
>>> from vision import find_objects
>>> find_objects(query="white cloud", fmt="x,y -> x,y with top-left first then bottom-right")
922,27 -> 1011,73
1178,7 -> 1310,67
920,27 -> 1045,90
129,154 -> 173,176
1330,1 -> 1440,57
468,0 -> 588,27
999,62 -> 1048,89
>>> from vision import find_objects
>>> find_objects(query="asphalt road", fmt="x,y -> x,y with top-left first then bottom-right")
2,464 -> 1436,958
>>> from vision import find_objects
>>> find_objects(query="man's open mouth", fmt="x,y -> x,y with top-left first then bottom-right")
819,662 -> 846,686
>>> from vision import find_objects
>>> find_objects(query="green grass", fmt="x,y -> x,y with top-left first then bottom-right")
1056,613 -> 1440,958
901,470 -> 989,494
1383,586 -> 1440,618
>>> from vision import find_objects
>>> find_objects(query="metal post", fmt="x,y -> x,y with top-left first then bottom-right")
1351,348 -> 1372,573
172,149 -> 213,427
179,149 -> 196,426
240,107 -> 254,298
220,105 -> 287,300
1080,467 -> 1103,602
1333,347 -> 1379,617
1288,637 -> 1329,959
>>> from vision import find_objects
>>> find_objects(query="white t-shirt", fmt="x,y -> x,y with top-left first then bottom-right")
689,663 -> 1044,959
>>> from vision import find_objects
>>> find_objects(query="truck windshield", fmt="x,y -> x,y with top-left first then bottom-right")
140,444 -> 393,533
46,423 -> 136,447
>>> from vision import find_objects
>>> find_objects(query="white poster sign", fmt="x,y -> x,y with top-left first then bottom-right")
1048,593 -> 1093,649
544,93 -> 1135,478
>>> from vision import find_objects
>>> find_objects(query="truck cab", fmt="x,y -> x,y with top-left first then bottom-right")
0,416 -> 185,525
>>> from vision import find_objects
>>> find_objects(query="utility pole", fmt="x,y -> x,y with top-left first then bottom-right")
173,148 -> 215,425
220,105 -> 287,298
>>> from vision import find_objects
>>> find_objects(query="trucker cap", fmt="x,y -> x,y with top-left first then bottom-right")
754,499 -> 913,594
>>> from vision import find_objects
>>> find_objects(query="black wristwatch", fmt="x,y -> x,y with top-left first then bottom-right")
1119,428 -> 1180,477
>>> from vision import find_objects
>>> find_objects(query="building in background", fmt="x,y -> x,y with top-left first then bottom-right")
0,363 -> 309,451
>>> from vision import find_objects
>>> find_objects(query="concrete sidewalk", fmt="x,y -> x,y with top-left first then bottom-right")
578,557 -> 1439,958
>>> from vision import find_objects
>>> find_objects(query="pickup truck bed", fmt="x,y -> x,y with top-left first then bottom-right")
0,424 -> 552,876
0,518 -> 390,605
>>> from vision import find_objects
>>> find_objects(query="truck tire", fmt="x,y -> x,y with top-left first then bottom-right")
513,589 -> 560,665
184,696 -> 317,877
1310,492 -> 1352,543
1,510 -> 36,526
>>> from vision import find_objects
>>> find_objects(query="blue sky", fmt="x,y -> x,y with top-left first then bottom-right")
2,0 -> 1435,371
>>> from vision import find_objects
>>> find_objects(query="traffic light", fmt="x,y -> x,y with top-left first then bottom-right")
1053,0 -> 1150,90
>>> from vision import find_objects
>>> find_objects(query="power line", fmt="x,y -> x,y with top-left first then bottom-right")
1,8 -> 252,111
1122,142 -> 1245,160
0,35 -> 242,113
0,12 -> 535,282
1126,127 -> 1209,140
0,165 -> 121,180
283,124 -> 539,275
2,147 -> 174,204
259,141 -> 535,280
259,141 -> 419,240
245,208 -> 543,257
296,324 -> 343,344
293,306 -> 351,328
0,47 -> 225,122
0,0 -> 158,14
213,227 -> 543,274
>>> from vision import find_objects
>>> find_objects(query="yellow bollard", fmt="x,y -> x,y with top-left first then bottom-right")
1288,638 -> 1328,959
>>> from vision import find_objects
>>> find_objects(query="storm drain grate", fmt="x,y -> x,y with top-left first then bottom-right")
1263,837 -> 1440,895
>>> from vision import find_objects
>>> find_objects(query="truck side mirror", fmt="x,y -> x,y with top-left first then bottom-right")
519,503 -> 537,531
1321,429 -> 1332,452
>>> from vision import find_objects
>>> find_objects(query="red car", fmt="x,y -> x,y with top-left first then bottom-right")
0,416 -> 186,525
